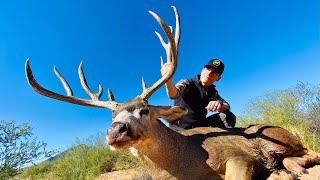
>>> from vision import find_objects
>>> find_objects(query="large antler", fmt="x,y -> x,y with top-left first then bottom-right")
25,6 -> 180,108
25,59 -> 119,111
139,6 -> 180,101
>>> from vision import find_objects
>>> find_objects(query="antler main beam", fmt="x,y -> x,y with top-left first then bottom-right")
25,59 -> 119,110
139,6 -> 180,101
25,6 -> 180,108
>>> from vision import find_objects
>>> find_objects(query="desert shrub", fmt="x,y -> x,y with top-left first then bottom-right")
0,120 -> 56,179
18,161 -> 53,180
18,132 -> 140,180
238,82 -> 320,151
52,133 -> 140,180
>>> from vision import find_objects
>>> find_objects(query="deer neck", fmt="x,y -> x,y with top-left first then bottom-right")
137,119 -> 186,154
131,120 -> 220,179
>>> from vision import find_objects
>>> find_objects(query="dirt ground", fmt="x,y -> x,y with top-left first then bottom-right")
300,165 -> 320,180
99,165 -> 320,180
99,169 -> 141,180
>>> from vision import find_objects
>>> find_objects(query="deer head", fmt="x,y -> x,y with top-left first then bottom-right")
25,6 -> 187,150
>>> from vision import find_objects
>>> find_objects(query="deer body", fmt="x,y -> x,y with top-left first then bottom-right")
106,98 -> 306,180
111,108 -> 312,180
25,6 -> 320,180
113,112 -> 269,179
130,119 -> 221,179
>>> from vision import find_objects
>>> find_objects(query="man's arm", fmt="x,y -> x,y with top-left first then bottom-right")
161,62 -> 190,99
206,93 -> 230,113
219,102 -> 230,112
161,62 -> 178,99
165,78 -> 178,99
206,101 -> 229,113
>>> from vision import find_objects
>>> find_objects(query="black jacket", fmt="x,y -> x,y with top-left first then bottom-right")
173,75 -> 229,128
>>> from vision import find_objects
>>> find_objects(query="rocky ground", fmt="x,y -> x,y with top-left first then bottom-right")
16,168 -> 146,180
99,165 -> 320,180
99,169 -> 142,180
300,165 -> 320,180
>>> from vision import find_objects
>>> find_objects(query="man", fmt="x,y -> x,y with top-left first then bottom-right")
161,59 -> 236,131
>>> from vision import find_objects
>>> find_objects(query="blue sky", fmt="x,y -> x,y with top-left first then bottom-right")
0,0 -> 319,152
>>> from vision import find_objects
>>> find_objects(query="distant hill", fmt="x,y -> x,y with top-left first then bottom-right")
46,144 -> 89,163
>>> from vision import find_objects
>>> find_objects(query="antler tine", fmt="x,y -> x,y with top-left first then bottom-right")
172,6 -> 180,48
25,58 -> 119,111
54,66 -> 73,96
108,88 -> 115,101
140,6 -> 180,101
154,6 -> 180,64
155,31 -> 172,63
78,61 -> 103,100
141,77 -> 147,91
160,56 -> 164,68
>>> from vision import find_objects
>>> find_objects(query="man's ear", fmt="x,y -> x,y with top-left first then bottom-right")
149,105 -> 188,124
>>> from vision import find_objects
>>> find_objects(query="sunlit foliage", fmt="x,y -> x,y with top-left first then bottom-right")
238,82 -> 320,151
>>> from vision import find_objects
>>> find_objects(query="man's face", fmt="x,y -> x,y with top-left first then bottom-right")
200,66 -> 221,84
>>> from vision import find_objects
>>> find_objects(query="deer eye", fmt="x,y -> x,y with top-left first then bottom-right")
140,109 -> 149,116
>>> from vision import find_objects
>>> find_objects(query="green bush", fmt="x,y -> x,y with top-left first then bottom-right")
0,120 -> 56,179
18,161 -> 53,180
19,132 -> 141,180
238,82 -> 320,152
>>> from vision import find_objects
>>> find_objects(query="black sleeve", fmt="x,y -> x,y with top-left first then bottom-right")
171,79 -> 191,100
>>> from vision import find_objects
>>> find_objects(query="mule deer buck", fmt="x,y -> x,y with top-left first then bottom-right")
25,6 -> 319,180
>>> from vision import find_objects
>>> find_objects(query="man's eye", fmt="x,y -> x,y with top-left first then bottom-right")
140,109 -> 149,116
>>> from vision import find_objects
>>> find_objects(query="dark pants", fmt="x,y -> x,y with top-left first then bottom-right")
198,111 -> 236,128
169,111 -> 236,131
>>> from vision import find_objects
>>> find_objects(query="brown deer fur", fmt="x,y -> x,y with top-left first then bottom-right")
106,97 -> 320,180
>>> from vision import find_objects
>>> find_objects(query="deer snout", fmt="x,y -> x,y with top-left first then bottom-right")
108,122 -> 128,137
109,122 -> 128,134
107,122 -> 129,145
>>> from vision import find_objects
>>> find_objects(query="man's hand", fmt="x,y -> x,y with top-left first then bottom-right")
206,101 -> 222,112
160,62 -> 177,98
161,62 -> 172,77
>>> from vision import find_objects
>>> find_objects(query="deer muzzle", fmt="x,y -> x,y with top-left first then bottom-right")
107,122 -> 129,145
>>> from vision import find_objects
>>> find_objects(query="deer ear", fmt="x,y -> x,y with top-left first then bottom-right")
149,105 -> 188,124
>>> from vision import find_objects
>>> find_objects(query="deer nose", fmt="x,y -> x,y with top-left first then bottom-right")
108,122 -> 128,135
